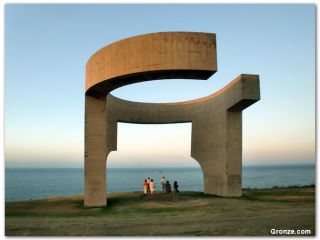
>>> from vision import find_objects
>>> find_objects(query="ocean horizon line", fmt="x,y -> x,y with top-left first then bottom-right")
5,163 -> 315,170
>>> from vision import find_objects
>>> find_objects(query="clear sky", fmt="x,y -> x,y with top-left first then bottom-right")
5,4 -> 315,168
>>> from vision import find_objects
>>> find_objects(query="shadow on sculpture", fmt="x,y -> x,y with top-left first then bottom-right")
84,32 -> 260,207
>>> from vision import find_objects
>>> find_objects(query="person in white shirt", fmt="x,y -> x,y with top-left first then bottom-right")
160,176 -> 167,192
149,179 -> 155,195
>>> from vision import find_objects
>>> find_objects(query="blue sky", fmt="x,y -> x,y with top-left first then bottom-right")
5,4 -> 315,167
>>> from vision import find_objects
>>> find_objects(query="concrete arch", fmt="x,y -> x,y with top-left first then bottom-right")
84,32 -> 260,207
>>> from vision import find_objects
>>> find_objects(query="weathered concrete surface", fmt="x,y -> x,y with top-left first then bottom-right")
84,32 -> 260,207
85,32 -> 217,96
84,95 -> 107,207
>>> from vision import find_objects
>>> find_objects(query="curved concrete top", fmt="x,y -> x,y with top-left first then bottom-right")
106,74 -> 260,125
85,32 -> 217,96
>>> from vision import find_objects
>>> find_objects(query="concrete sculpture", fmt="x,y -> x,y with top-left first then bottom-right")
85,32 -> 260,207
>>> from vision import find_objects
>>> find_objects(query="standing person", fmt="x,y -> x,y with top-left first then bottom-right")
173,181 -> 179,202
160,176 -> 167,192
147,177 -> 151,194
173,181 -> 179,192
150,179 -> 155,195
165,180 -> 172,193
143,179 -> 148,195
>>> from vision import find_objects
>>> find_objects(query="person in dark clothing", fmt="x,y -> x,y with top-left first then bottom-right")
165,180 -> 172,193
173,181 -> 179,192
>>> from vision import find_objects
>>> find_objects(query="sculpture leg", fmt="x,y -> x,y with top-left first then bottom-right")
225,111 -> 242,196
192,111 -> 242,197
84,95 -> 107,207
191,117 -> 228,196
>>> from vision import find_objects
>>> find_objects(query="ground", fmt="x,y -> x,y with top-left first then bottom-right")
5,187 -> 315,236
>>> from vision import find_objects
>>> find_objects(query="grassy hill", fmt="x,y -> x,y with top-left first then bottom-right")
5,187 -> 315,236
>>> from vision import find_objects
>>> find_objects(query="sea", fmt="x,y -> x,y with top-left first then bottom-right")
5,164 -> 315,202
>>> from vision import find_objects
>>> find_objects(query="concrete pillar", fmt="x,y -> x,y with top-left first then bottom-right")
84,95 -> 107,207
225,111 -> 242,196
191,112 -> 242,197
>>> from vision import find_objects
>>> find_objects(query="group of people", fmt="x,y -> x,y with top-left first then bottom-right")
143,177 -> 155,195
143,176 -> 179,195
161,176 -> 179,193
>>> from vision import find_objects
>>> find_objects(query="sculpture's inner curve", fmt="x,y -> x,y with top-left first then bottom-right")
110,78 -> 217,104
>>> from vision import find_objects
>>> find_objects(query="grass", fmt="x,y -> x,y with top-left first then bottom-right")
5,187 -> 315,236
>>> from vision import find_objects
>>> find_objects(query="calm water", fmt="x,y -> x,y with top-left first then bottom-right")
5,165 -> 315,202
